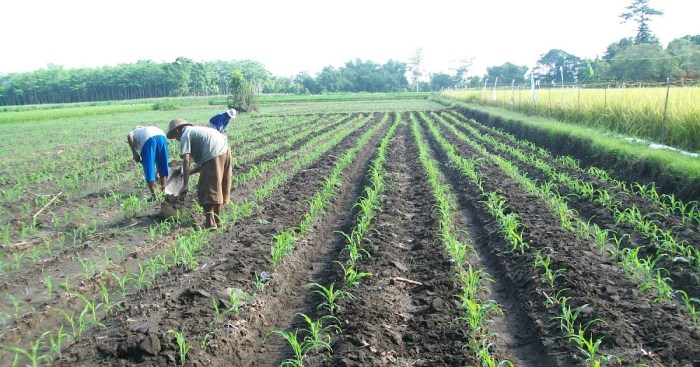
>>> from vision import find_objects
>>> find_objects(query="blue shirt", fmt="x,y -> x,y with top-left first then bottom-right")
208,112 -> 231,132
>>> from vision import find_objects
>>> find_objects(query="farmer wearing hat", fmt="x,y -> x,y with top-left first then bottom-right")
127,126 -> 169,200
208,108 -> 237,134
167,118 -> 232,229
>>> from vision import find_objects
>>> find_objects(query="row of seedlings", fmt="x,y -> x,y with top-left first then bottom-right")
0,114 -> 372,365
130,113 -> 381,365
442,113 -> 700,324
271,114 -> 399,367
411,113 -> 513,366
422,114 -> 619,365
447,112 -> 699,270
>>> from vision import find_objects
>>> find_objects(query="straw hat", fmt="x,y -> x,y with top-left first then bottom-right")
166,118 -> 192,139
226,108 -> 237,119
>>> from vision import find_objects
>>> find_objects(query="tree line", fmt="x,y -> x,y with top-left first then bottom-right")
1,1 -> 698,106
459,0 -> 700,90
0,57 -> 412,106
470,35 -> 700,91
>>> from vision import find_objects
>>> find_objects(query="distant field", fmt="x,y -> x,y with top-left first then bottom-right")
0,92 -> 433,123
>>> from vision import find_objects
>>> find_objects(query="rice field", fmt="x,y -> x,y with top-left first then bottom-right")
440,86 -> 700,153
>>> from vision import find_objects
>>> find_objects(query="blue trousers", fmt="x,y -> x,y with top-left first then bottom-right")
141,135 -> 169,182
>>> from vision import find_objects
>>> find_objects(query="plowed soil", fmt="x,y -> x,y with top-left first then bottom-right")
1,108 -> 698,367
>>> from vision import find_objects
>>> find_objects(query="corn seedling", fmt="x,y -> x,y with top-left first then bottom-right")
12,252 -> 24,271
297,313 -> 339,353
534,248 -> 566,287
147,257 -> 163,279
338,231 -> 370,266
77,256 -> 95,280
251,273 -> 266,291
211,298 -> 224,325
591,224 -> 611,255
677,290 -> 700,328
122,193 -> 145,217
477,342 -> 514,367
227,289 -> 242,315
134,264 -> 153,291
110,270 -> 131,298
271,230 -> 296,268
168,329 -> 192,366
460,299 -> 502,341
337,261 -> 372,287
608,233 -> 628,259
30,245 -> 44,262
116,242 -> 126,259
0,225 -> 10,245
58,309 -> 86,340
309,281 -> 353,315
42,272 -> 54,300
146,225 -> 159,239
458,265 -> 493,304
43,238 -> 53,256
71,292 -> 104,326
193,201 -> 203,215
48,325 -> 69,358
200,333 -> 213,350
6,293 -> 20,319
98,282 -> 113,314
554,298 -> 595,336
569,327 -> 619,367
268,329 -> 305,367
2,331 -> 52,367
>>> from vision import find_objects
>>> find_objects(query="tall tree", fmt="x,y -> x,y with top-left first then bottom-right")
316,66 -> 348,93
430,73 -> 456,91
165,57 -> 193,96
604,38 -> 634,60
380,60 -> 408,92
666,36 -> 700,81
620,0 -> 664,44
229,70 -> 257,111
231,60 -> 270,93
408,48 -> 423,92
609,43 -> 669,81
485,62 -> 528,85
533,49 -> 582,85
452,57 -> 474,88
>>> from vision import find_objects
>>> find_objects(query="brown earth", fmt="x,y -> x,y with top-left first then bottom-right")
1,109 -> 698,367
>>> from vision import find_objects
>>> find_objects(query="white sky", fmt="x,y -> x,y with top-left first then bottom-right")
1,0 -> 698,78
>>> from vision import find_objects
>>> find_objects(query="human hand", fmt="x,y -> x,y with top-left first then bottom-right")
133,153 -> 141,163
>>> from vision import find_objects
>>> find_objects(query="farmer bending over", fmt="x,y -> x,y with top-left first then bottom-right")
208,108 -> 237,134
167,118 -> 232,230
127,126 -> 169,200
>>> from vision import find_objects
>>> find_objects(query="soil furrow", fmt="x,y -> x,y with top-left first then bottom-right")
329,121 -> 472,366
431,114 -> 700,365
417,112 -> 557,366
52,113 -> 385,366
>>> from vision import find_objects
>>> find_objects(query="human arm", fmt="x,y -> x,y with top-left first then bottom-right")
127,132 -> 140,163
179,153 -> 191,197
190,163 -> 203,175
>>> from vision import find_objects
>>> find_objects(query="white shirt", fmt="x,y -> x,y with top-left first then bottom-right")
179,126 -> 229,164
130,126 -> 166,152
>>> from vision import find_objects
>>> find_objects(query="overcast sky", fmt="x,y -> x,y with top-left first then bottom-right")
1,0 -> 697,78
